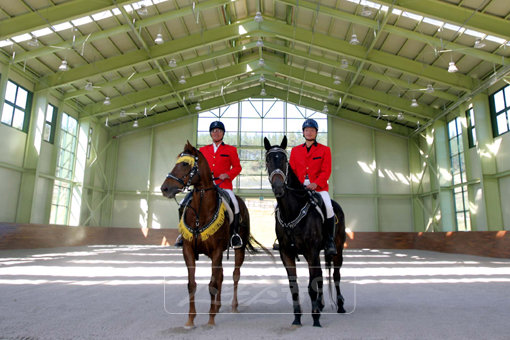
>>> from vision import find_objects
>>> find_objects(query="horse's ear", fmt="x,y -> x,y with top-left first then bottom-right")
264,137 -> 272,151
281,135 -> 287,150
185,140 -> 195,151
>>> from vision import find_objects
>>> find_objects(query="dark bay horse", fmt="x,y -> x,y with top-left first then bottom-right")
160,141 -> 264,328
264,136 -> 346,327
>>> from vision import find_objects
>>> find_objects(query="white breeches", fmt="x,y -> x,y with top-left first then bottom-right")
224,189 -> 239,214
317,191 -> 334,218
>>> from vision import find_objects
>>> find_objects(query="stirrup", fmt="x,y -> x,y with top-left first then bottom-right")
230,233 -> 243,249
325,242 -> 337,256
174,234 -> 183,247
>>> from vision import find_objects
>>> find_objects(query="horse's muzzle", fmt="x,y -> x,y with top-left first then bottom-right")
160,183 -> 181,198
271,182 -> 285,198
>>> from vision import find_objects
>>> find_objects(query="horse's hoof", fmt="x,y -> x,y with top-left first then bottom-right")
203,324 -> 215,330
183,325 -> 196,330
291,321 -> 302,327
313,321 -> 322,328
232,307 -> 239,313
337,305 -> 346,313
290,324 -> 302,329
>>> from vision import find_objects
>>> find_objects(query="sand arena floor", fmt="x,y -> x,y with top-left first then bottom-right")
1,245 -> 509,339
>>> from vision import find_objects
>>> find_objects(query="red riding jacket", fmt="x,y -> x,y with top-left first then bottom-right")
200,142 -> 242,190
289,141 -> 332,192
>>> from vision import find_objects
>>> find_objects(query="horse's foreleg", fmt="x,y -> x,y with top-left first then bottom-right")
208,250 -> 223,326
183,246 -> 197,329
280,252 -> 301,327
308,256 -> 323,327
333,253 -> 346,313
232,247 -> 245,312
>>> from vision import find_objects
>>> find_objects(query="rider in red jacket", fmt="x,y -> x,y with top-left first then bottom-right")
199,121 -> 243,248
289,118 -> 337,256
175,121 -> 243,249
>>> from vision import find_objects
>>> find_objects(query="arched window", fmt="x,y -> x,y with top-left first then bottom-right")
197,98 -> 327,192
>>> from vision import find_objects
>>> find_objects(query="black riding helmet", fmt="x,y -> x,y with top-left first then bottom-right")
209,121 -> 225,132
302,118 -> 319,131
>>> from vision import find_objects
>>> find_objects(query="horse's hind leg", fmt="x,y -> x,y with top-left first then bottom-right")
280,252 -> 302,327
183,245 -> 197,329
333,253 -> 346,313
232,248 -> 245,312
208,249 -> 224,326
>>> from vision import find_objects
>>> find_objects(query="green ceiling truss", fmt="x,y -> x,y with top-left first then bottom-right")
375,0 -> 510,39
2,0 -> 508,135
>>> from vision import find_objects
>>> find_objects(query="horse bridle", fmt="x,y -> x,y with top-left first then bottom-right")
266,147 -> 289,184
166,152 -> 200,192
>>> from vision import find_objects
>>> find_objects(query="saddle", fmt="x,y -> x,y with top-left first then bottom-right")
181,187 -> 234,224
307,191 -> 326,223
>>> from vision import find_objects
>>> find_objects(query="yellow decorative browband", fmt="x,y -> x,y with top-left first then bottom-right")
176,155 -> 196,167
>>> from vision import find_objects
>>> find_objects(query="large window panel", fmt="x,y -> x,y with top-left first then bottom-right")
447,117 -> 471,231
50,113 -> 78,225
490,85 -> 510,137
197,98 -> 327,191
1,80 -> 32,132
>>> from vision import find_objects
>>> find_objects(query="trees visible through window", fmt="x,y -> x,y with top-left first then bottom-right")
447,117 -> 471,231
197,98 -> 327,191
465,107 -> 477,148
1,80 -> 32,131
50,113 -> 78,225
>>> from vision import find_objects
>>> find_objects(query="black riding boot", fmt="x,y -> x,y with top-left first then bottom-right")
230,213 -> 243,249
324,217 -> 337,256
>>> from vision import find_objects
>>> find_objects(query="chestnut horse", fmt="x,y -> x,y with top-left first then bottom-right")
264,136 -> 346,327
160,141 -> 264,328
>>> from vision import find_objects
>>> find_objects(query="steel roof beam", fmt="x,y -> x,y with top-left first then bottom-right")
0,0 -> 136,40
84,57 -> 260,116
276,0 -> 508,66
261,60 -> 439,119
374,0 -> 510,40
36,19 -> 257,90
260,20 -> 474,91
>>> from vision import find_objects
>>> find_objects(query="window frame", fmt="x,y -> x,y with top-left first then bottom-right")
489,84 -> 510,137
196,98 -> 328,192
43,103 -> 58,144
50,112 -> 79,225
1,80 -> 33,132
465,107 -> 477,148
447,117 -> 471,231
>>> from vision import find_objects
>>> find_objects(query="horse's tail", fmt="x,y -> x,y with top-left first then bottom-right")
246,234 -> 274,259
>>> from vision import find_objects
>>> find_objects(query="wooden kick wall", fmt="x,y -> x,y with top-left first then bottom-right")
1,223 -> 509,258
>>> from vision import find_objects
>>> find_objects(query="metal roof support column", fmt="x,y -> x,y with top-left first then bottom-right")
16,89 -> 48,223
146,127 -> 155,229
0,62 -> 10,112
433,120 -> 456,231
472,94 -> 503,231
372,129 -> 380,232
408,135 -> 425,232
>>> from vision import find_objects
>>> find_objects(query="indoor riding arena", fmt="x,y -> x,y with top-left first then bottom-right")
1,0 -> 510,339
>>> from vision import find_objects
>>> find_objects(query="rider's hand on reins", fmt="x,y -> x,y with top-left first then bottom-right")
305,183 -> 318,191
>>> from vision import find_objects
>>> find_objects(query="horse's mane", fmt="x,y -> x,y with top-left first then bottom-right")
285,162 -> 304,190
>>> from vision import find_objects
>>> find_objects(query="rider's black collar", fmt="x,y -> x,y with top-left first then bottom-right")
301,141 -> 317,152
